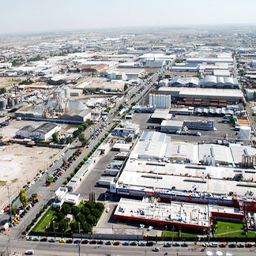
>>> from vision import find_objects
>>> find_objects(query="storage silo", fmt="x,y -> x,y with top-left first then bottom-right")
63,86 -> 70,98
0,98 -> 7,110
239,126 -> 251,141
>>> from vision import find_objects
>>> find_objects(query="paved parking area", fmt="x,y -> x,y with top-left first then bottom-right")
75,151 -> 117,201
132,113 -> 239,142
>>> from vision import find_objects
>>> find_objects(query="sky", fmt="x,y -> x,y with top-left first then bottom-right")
1,0 -> 256,34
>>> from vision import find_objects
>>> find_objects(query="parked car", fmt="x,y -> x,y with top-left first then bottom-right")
181,242 -> 188,247
97,240 -> 104,245
48,238 -> 56,243
89,240 -> 97,244
152,247 -> 160,252
122,241 -> 129,246
219,243 -> 227,248
25,250 -> 34,255
237,243 -> 244,248
138,241 -> 146,246
105,241 -> 112,245
209,243 -> 218,248
228,243 -> 237,248
81,240 -> 88,244
164,242 -> 171,247
245,243 -> 253,248
113,241 -> 120,246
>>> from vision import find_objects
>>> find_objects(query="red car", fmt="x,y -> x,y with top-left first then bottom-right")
219,243 -> 227,248
245,243 -> 252,248
56,172 -> 63,177
113,241 -> 120,246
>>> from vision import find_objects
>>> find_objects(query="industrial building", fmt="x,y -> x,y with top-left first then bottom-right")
158,87 -> 244,106
16,122 -> 61,141
149,93 -> 171,109
169,77 -> 199,87
160,120 -> 215,132
110,131 -> 256,209
199,75 -> 239,88
160,120 -> 183,133
114,198 -> 243,232
150,109 -> 172,122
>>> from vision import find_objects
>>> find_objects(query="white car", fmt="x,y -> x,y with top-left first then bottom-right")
25,250 -> 34,255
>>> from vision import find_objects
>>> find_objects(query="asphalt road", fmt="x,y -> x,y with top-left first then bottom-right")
0,236 -> 255,256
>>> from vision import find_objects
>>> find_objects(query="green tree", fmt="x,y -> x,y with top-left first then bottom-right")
79,134 -> 88,146
52,132 -> 59,143
58,219 -> 68,232
19,189 -> 28,207
0,87 -> 6,94
66,136 -> 73,144
61,203 -> 71,215
95,202 -> 104,212
77,212 -> 86,224
71,205 -> 79,216
32,193 -> 38,199
11,204 -> 17,216
86,214 -> 97,226
82,222 -> 92,233
60,138 -> 65,144
81,206 -> 90,216
70,220 -> 79,233
56,211 -> 65,222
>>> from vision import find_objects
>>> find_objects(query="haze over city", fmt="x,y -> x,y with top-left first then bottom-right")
1,0 -> 256,34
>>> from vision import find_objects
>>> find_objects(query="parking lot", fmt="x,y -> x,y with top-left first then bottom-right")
132,113 -> 239,142
75,150 -> 117,201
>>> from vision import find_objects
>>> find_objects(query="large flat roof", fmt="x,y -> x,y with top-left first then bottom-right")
158,87 -> 244,99
114,198 -> 243,230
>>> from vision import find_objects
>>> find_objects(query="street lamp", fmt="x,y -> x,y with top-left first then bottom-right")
53,221 -> 55,238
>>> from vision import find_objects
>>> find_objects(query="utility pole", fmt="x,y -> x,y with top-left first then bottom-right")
7,185 -> 12,221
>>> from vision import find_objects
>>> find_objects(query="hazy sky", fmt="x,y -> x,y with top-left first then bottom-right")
1,0 -> 256,34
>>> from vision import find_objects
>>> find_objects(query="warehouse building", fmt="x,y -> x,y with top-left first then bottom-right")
160,120 -> 184,133
114,198 -> 243,232
149,93 -> 171,109
158,87 -> 244,105
169,77 -> 199,87
150,109 -> 172,122
16,122 -> 61,141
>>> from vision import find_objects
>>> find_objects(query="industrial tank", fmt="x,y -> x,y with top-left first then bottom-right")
0,97 -> 7,110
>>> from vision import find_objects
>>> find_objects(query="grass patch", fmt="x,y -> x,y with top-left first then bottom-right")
11,178 -> 18,183
33,208 -> 55,233
162,231 -> 197,238
214,221 -> 256,238
0,180 -> 7,186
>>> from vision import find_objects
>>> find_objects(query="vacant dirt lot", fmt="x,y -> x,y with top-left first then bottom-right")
0,144 -> 60,208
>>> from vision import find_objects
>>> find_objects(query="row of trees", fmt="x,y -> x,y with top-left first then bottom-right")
72,119 -> 91,138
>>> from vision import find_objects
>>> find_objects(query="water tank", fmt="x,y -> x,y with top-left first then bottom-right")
0,97 -> 7,110
239,126 -> 251,141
